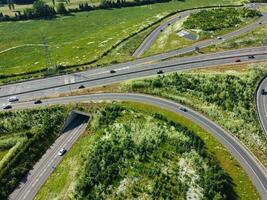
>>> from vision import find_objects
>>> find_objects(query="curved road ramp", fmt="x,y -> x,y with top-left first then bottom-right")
8,110 -> 90,200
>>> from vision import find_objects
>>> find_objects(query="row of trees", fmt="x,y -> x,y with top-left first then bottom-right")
0,0 -> 171,22
0,0 -> 69,21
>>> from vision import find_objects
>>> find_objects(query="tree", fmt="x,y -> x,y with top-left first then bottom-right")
56,3 -> 67,14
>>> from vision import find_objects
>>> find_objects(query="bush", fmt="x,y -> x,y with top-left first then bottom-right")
56,3 -> 68,14
184,8 -> 261,32
74,105 -> 235,199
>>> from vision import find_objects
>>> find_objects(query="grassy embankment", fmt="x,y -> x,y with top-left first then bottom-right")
143,7 -> 261,57
175,4 -> 267,57
118,62 -> 267,169
0,0 -> 241,83
35,101 -> 259,200
0,106 -> 69,199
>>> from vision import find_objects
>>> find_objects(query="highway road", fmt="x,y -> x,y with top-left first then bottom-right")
132,10 -> 191,57
8,114 -> 89,200
6,93 -> 267,199
1,46 -> 267,104
0,7 -> 267,103
256,77 -> 267,138
133,4 -> 266,57
2,3 -> 267,200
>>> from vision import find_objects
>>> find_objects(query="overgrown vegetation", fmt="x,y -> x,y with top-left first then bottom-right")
127,65 -> 267,167
184,8 -> 261,31
73,104 -> 235,199
0,106 -> 68,199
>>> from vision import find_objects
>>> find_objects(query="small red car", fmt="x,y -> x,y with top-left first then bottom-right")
235,58 -> 241,62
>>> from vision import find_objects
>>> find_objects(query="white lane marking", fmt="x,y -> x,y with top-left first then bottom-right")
16,122 -> 86,199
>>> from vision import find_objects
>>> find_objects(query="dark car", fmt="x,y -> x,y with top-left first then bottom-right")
157,70 -> 164,74
259,22 -> 262,25
235,58 -> 241,62
160,29 -> 163,32
34,99 -> 42,104
195,46 -> 200,51
110,69 -> 116,73
167,23 -> 171,26
261,89 -> 265,95
248,55 -> 255,59
179,107 -> 187,112
78,85 -> 85,89
3,104 -> 12,110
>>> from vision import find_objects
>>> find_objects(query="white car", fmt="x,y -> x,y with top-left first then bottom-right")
8,96 -> 19,102
58,148 -> 67,156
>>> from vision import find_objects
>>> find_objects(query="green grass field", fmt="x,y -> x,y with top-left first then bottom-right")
35,102 -> 259,200
0,0 -> 241,80
143,7 -> 260,57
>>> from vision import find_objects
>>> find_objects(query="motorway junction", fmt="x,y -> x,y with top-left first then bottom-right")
1,1 -> 267,200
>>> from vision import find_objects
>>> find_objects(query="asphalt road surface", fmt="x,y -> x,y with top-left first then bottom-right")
1,8 -> 267,103
133,4 -> 267,57
1,46 -> 267,104
256,77 -> 267,138
6,93 -> 267,199
133,10 -> 191,57
8,115 -> 89,200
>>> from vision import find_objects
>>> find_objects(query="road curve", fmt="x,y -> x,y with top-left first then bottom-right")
9,115 -> 89,200
256,77 -> 267,138
132,11 -> 189,57
6,93 -> 267,199
1,9 -> 267,100
133,4 -> 267,57
1,46 -> 267,104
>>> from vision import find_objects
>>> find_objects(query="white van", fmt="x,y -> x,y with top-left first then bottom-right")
8,96 -> 19,102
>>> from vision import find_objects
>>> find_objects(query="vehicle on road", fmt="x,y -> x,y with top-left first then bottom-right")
261,89 -> 266,95
8,96 -> 18,102
110,69 -> 116,73
78,85 -> 85,89
179,107 -> 187,112
157,70 -> 164,74
160,29 -> 163,32
34,99 -> 42,104
235,58 -> 241,62
2,104 -> 12,110
217,36 -> 223,40
248,55 -> 255,59
58,148 -> 67,156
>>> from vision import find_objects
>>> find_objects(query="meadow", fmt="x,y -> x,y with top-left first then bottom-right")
0,0 -> 241,81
